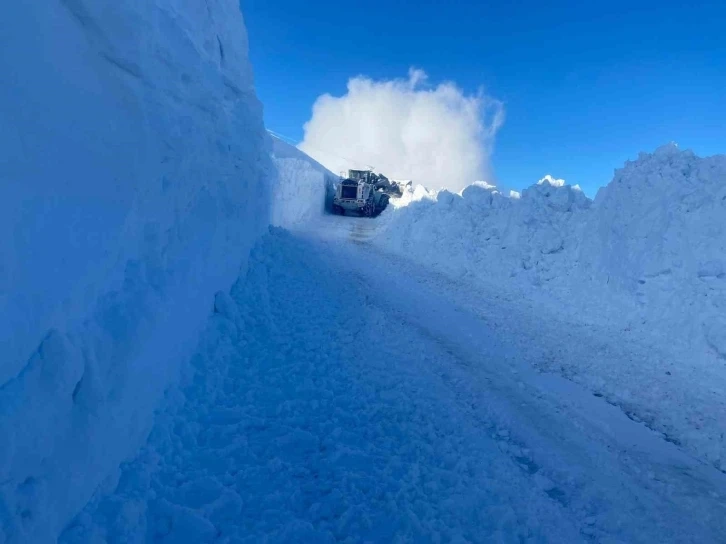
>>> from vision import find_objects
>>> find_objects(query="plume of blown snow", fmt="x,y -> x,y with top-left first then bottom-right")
299,69 -> 504,192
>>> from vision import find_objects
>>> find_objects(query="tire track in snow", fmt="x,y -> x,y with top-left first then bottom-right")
61,227 -> 726,543
306,226 -> 726,543
62,228 -> 581,543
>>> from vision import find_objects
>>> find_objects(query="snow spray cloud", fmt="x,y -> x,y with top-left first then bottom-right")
299,69 -> 504,192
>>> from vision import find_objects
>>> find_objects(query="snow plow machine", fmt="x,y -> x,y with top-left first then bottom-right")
332,169 -> 403,217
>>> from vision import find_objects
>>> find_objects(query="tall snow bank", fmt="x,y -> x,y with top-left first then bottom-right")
381,144 -> 725,330
583,144 -> 725,289
270,135 -> 337,227
383,175 -> 590,287
581,144 -> 726,357
0,1 -> 270,541
376,144 -> 726,467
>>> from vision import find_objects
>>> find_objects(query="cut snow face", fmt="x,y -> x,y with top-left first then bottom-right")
270,135 -> 337,227
0,1 -> 271,541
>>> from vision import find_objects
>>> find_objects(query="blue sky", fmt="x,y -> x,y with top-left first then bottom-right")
240,0 -> 725,195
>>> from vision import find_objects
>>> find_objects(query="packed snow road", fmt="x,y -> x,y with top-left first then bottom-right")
62,222 -> 726,543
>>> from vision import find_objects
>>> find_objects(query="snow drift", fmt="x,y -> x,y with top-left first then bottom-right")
377,144 -> 726,467
0,1 -> 270,541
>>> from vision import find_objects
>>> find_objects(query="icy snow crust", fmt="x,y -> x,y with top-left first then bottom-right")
377,144 -> 726,468
0,1 -> 270,541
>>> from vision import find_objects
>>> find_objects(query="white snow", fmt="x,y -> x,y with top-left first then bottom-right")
60,227 -> 726,543
375,143 -> 726,469
3,0 -> 726,541
538,174 -> 566,188
270,135 -> 337,228
0,1 -> 270,541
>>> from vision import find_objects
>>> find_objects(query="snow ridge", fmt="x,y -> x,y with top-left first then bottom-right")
377,144 -> 726,468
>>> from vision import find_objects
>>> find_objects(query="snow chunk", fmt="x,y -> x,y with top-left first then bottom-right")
470,180 -> 498,191
538,174 -> 566,188
461,181 -> 510,211
523,178 -> 592,212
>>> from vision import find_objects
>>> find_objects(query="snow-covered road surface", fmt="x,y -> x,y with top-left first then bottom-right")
62,221 -> 726,543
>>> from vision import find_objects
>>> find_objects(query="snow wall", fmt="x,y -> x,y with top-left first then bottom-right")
0,1 -> 271,541
381,145 -> 726,352
270,135 -> 337,227
377,144 -> 726,465
580,146 -> 726,359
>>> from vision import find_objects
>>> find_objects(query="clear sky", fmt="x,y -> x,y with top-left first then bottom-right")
240,0 -> 725,195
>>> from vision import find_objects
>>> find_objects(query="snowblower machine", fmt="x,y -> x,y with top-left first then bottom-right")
332,169 -> 402,217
